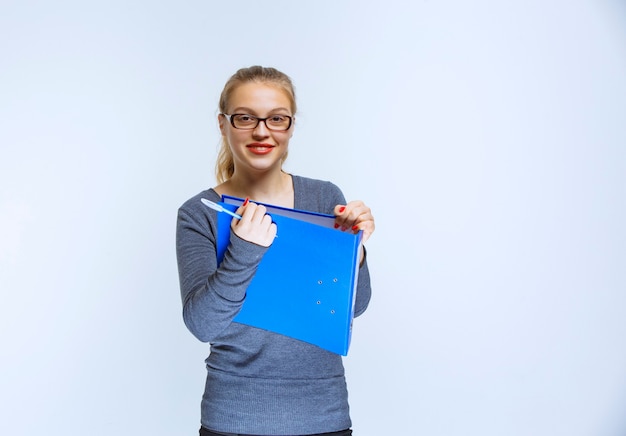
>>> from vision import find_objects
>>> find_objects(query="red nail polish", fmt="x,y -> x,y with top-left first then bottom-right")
352,225 -> 359,231
243,197 -> 249,206
339,206 -> 346,213
334,223 -> 340,229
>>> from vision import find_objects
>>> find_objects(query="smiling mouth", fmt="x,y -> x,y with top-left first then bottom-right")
247,144 -> 275,153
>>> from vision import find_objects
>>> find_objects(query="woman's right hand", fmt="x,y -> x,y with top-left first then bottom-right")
231,201 -> 277,247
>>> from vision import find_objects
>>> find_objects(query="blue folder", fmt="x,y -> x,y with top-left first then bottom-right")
215,195 -> 362,355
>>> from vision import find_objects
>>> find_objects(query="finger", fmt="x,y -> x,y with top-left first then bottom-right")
267,222 -> 278,241
234,197 -> 250,216
335,203 -> 371,231
232,202 -> 261,235
260,212 -> 274,230
237,202 -> 264,223
334,204 -> 347,216
334,204 -> 353,230
357,221 -> 375,243
351,217 -> 374,234
256,216 -> 277,247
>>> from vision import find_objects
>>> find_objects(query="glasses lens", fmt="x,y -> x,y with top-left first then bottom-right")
265,115 -> 291,130
232,114 -> 258,129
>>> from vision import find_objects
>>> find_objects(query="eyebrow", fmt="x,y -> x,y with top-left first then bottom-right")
230,107 -> 292,115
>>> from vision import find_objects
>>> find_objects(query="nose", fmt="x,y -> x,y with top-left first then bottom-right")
252,119 -> 270,137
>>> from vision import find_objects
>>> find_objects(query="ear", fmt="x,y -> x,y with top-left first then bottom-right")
218,114 -> 226,136
289,116 -> 296,138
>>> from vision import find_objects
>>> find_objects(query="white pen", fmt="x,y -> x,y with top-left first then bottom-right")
201,198 -> 242,220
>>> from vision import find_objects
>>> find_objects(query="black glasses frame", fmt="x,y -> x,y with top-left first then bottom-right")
221,113 -> 293,131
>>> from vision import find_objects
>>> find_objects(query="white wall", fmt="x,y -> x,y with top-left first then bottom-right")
1,1 -> 625,435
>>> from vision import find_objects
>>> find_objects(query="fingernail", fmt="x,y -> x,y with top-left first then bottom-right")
243,197 -> 249,206
339,206 -> 346,213
352,225 -> 359,231
334,223 -> 340,229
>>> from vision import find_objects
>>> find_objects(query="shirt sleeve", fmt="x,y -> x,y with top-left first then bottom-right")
176,205 -> 268,342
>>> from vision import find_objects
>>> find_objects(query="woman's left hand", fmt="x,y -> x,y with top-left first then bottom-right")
334,200 -> 375,244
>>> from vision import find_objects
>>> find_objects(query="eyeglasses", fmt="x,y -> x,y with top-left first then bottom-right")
221,113 -> 293,131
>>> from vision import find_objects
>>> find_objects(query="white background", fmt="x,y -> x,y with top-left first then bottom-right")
1,1 -> 625,435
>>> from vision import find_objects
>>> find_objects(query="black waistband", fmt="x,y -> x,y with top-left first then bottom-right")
199,427 -> 352,436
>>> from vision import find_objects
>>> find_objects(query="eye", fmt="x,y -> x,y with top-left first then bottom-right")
233,114 -> 257,125
267,115 -> 291,129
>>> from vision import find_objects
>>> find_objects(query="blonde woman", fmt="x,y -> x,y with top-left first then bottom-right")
176,66 -> 375,436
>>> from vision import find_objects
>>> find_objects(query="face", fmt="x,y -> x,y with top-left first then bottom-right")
219,82 -> 294,176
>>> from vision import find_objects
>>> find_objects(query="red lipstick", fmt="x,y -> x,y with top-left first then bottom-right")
247,143 -> 275,155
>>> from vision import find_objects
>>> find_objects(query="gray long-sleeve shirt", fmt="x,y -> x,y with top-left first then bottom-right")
176,175 -> 372,435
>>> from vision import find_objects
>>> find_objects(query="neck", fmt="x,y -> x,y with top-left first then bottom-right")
218,170 -> 294,208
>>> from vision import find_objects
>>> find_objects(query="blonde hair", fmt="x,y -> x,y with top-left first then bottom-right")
215,66 -> 297,184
